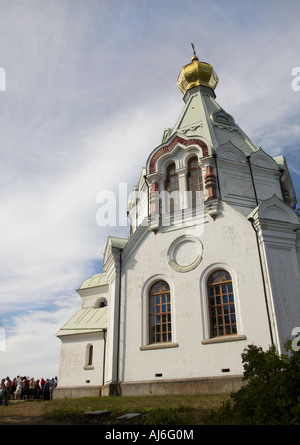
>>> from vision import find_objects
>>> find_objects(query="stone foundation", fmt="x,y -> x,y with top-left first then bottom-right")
53,385 -> 101,399
53,375 -> 243,399
118,375 -> 243,396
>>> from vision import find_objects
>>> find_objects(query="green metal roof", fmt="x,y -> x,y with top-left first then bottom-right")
109,236 -> 128,252
79,272 -> 108,290
56,307 -> 108,337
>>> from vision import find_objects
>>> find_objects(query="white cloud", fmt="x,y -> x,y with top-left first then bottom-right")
0,299 -> 79,379
0,99 -> 171,306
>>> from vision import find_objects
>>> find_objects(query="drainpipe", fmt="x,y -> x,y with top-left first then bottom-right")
114,248 -> 123,396
248,217 -> 274,346
102,328 -> 107,388
279,168 -> 289,203
246,155 -> 258,206
212,154 -> 221,200
279,168 -> 285,183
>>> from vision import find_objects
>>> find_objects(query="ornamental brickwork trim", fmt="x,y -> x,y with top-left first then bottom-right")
149,136 -> 209,174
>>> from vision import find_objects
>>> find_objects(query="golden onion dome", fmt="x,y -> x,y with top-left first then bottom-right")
177,43 -> 219,94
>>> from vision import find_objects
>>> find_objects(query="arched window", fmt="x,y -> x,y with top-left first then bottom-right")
87,344 -> 93,366
99,298 -> 107,308
149,281 -> 171,344
187,156 -> 203,207
165,163 -> 179,213
207,270 -> 237,337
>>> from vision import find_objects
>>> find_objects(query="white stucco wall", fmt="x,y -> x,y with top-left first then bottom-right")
117,202 -> 273,384
58,333 -> 105,387
252,198 -> 300,353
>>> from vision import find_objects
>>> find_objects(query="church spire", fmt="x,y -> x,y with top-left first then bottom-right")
165,46 -> 259,155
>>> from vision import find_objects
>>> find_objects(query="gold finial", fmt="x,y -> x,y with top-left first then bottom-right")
176,44 -> 219,94
191,42 -> 198,61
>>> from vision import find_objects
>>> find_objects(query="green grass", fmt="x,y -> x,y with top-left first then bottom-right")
46,393 -> 230,425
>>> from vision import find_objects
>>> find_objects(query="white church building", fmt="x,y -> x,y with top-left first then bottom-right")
55,48 -> 300,398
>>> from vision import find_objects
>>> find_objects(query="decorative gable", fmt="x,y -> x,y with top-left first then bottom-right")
215,141 -> 247,163
250,148 -> 279,169
211,109 -> 235,126
253,194 -> 299,224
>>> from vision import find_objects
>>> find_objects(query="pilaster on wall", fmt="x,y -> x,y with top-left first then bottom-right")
204,165 -> 217,199
177,167 -> 189,209
296,231 -> 300,270
103,249 -> 122,387
150,181 -> 160,232
250,196 -> 300,353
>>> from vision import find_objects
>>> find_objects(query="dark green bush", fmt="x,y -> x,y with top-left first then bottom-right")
206,342 -> 300,425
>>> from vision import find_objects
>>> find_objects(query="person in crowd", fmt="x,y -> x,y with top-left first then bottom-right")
11,377 -> 16,399
22,376 -> 29,399
43,379 -> 51,400
29,377 -> 35,399
40,377 -> 45,395
34,379 -> 41,399
5,377 -> 12,401
0,379 -> 4,405
0,378 -> 9,406
14,376 -> 22,400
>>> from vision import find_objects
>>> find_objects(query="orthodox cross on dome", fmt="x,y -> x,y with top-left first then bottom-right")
191,42 -> 198,60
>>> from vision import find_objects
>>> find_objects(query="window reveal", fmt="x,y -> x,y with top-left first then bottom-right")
187,156 -> 203,207
165,163 -> 179,213
88,344 -> 93,366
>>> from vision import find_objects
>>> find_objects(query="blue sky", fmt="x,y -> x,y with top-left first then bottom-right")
0,0 -> 300,379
